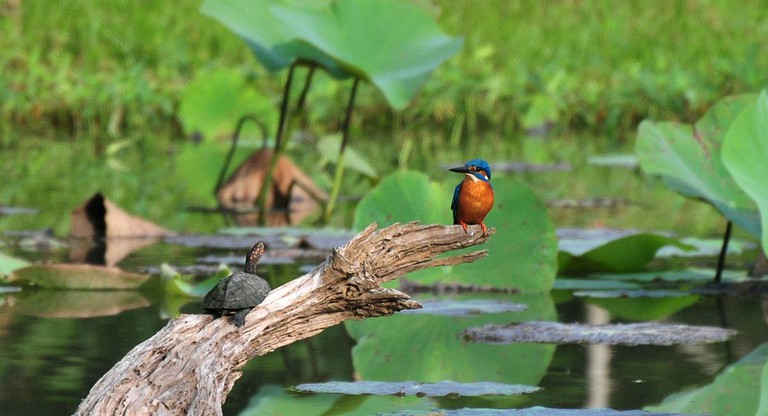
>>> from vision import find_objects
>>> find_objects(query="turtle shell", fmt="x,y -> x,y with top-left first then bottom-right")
202,271 -> 271,310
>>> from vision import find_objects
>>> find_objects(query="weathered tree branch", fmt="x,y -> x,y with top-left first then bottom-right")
74,222 -> 493,416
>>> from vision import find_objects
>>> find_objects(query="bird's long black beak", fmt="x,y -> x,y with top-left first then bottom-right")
449,166 -> 471,174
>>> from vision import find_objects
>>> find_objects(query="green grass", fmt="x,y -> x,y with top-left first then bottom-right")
1,0 -> 767,142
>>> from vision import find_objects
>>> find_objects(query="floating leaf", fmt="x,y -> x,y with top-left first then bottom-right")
0,251 -> 29,278
178,68 -> 275,141
636,94 -> 761,236
591,268 -> 750,283
722,91 -> 768,256
295,380 -> 538,397
345,294 -> 556,385
9,264 -> 151,290
552,279 -> 641,291
401,299 -> 527,316
354,172 -> 558,293
558,233 -> 694,275
647,342 -> 768,415
464,321 -> 736,346
587,154 -> 638,169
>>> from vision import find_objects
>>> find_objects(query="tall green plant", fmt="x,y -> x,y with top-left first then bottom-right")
636,92 -> 768,271
201,0 -> 462,224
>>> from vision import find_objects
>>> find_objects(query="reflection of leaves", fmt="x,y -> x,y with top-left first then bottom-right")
239,384 -> 434,416
9,264 -> 150,289
11,290 -> 151,318
578,293 -> 700,321
647,342 -> 768,415
722,91 -> 768,256
636,93 -> 761,236
345,294 -> 556,385
558,233 -> 694,275
354,172 -> 558,293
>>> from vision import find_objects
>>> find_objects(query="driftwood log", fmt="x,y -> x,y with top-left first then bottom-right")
74,222 -> 493,416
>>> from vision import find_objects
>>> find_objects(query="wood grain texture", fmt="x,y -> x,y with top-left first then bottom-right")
74,222 -> 493,416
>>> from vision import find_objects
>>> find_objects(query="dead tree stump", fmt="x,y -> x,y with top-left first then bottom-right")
74,222 -> 493,416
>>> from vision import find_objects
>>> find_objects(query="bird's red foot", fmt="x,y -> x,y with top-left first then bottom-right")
480,222 -> 488,236
459,221 -> 469,233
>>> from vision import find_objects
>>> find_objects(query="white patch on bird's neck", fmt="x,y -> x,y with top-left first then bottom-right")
465,173 -> 488,182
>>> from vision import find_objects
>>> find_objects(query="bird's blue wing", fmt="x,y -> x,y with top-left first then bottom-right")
451,182 -> 462,225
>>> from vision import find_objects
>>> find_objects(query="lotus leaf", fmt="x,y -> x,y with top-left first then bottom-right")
722,91 -> 768,255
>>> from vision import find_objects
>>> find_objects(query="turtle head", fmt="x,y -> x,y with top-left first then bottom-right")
244,242 -> 266,274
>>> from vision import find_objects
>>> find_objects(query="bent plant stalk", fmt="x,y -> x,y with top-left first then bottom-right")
323,77 -> 361,224
214,114 -> 269,197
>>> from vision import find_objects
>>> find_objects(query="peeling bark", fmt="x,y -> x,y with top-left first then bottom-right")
74,222 -> 493,416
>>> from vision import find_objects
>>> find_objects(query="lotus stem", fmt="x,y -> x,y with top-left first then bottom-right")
322,77 -> 360,223
255,64 -> 297,225
215,115 -> 268,197
714,220 -> 733,284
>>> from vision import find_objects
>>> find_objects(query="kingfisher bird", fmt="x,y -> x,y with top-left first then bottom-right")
450,159 -> 494,235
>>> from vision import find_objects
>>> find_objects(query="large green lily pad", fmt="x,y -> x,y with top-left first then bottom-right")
202,0 -> 462,109
9,264 -> 150,290
273,0 -> 462,109
345,294 -> 556,385
558,233 -> 693,275
722,91 -> 768,256
201,0 -> 339,74
636,93 -> 760,236
354,171 -> 558,293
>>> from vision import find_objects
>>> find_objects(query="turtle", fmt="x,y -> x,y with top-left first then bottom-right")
202,241 -> 272,327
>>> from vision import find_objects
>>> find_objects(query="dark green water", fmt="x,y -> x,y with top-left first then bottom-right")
1,135 -> 765,415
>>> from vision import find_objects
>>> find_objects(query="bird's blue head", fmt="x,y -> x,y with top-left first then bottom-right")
450,159 -> 492,182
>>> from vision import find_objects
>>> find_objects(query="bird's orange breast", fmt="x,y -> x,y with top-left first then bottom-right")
456,179 -> 494,224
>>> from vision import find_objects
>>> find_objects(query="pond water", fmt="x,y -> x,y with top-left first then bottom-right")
1,135 -> 766,415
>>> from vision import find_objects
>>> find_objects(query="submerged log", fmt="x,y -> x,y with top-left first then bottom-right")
74,222 -> 493,416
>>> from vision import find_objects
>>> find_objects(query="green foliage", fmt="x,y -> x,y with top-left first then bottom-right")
581,295 -> 700,321
647,342 -> 768,415
558,233 -> 694,275
202,0 -> 462,110
4,1 -> 768,139
354,172 -> 558,293
178,69 -> 275,141
0,251 -> 29,279
636,94 -> 761,236
353,171 -> 446,228
317,135 -> 378,179
345,294 -> 555,385
722,92 -> 768,255
9,264 -> 150,290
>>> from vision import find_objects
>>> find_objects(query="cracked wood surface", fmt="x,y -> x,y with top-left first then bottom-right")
74,222 -> 493,416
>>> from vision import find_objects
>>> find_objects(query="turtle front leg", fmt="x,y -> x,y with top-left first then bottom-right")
232,308 -> 252,327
